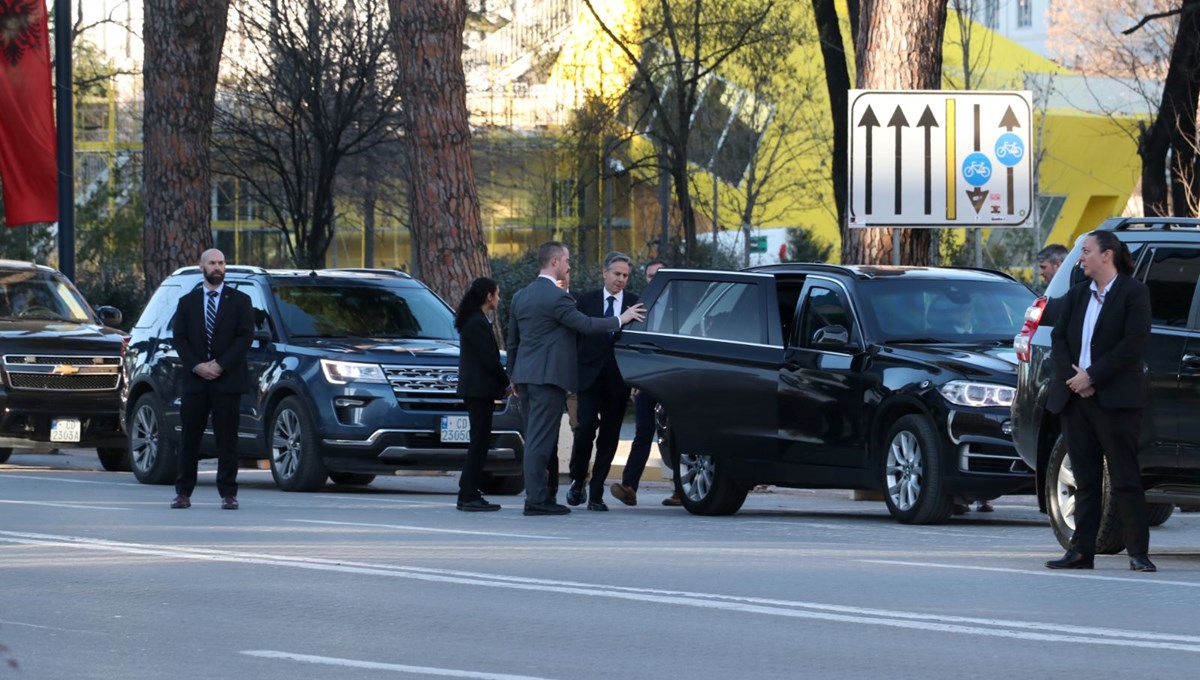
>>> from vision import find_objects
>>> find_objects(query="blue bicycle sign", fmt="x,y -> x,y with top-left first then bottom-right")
994,133 -> 1024,167
962,152 -> 992,186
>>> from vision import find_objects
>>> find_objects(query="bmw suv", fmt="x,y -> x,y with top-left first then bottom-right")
614,264 -> 1035,524
1012,218 -> 1200,552
121,266 -> 525,493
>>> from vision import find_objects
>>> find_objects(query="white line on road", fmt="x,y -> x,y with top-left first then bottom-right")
0,474 -> 130,486
289,519 -> 567,540
0,618 -> 101,635
3,530 -> 1199,653
861,559 -> 1200,588
0,499 -> 126,511
241,651 -> 560,679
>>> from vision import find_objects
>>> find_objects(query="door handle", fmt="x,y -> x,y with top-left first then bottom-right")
628,342 -> 663,353
1183,354 -> 1200,368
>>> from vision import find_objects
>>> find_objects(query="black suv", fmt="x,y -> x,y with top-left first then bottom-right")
121,266 -> 525,492
614,264 -> 1035,524
1012,218 -> 1200,552
0,260 -> 126,469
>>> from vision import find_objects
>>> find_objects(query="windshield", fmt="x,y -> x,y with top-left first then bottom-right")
860,277 -> 1033,343
0,270 -> 93,323
272,282 -> 456,340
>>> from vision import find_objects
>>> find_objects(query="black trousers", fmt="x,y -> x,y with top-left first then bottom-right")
459,397 -> 494,502
176,387 -> 241,498
621,389 -> 657,490
1062,394 -> 1149,556
569,368 -> 630,499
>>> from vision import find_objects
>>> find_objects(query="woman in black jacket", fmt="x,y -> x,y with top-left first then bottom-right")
454,278 -> 511,511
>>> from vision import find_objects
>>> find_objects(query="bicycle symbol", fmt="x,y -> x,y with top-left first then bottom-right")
996,140 -> 1023,160
963,160 -> 991,179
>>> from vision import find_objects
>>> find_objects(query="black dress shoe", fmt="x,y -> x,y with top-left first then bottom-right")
170,495 -> 191,509
565,482 -> 586,507
221,496 -> 239,510
457,497 -> 501,512
1045,549 -> 1093,570
523,501 -> 571,516
587,500 -> 608,512
1129,554 -> 1157,572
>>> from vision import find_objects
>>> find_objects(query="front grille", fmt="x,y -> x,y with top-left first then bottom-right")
3,354 -> 121,392
382,365 -> 463,410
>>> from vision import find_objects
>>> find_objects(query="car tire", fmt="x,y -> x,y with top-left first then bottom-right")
480,473 -> 524,495
268,396 -> 328,492
0,448 -> 11,464
97,446 -> 131,472
881,414 -> 954,525
327,471 -> 376,486
129,393 -> 179,485
1147,503 -> 1174,527
660,412 -> 747,516
1046,434 -> 1124,555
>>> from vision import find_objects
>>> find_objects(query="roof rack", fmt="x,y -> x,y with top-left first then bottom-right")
1103,217 -> 1200,231
320,267 -> 412,279
746,263 -> 870,278
169,264 -> 268,276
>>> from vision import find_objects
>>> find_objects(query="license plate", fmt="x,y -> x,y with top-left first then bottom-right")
439,415 -> 471,443
51,419 -> 82,443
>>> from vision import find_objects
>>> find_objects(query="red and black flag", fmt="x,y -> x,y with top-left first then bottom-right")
0,0 -> 57,226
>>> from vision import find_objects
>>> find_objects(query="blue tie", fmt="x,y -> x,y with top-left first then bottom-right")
605,295 -> 615,318
205,290 -> 218,358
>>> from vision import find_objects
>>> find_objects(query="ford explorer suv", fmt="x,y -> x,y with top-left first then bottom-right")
121,266 -> 525,493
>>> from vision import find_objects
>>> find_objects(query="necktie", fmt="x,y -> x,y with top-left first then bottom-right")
205,290 -> 218,358
605,295 -> 616,318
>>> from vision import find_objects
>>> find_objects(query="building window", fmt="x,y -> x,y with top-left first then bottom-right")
984,0 -> 999,29
1017,0 -> 1032,28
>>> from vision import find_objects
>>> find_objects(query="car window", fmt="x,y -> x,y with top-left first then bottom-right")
797,285 -> 853,348
0,270 -> 92,322
228,282 -> 276,338
271,282 -> 456,339
135,284 -> 182,330
1142,247 -> 1200,328
675,281 -> 763,343
645,280 -> 712,334
862,278 -> 1032,342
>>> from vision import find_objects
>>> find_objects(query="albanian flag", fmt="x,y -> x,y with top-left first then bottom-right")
0,0 -> 57,226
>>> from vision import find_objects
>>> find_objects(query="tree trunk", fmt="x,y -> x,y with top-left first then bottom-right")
811,0 -> 853,257
390,0 -> 490,305
1168,0 -> 1200,217
142,1 -> 231,291
844,0 -> 947,265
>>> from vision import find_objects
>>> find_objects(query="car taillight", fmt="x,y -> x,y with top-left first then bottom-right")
1013,296 -> 1047,363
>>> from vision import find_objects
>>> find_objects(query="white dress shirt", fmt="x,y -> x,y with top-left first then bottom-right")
1079,276 -> 1115,372
602,288 -> 624,317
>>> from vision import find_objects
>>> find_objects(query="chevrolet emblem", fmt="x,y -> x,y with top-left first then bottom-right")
51,365 -> 80,375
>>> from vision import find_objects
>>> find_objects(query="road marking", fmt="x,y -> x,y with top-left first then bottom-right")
0,618 -> 101,635
0,499 -> 126,511
3,529 -> 1200,653
290,519 -> 566,541
0,474 -> 131,486
861,559 -> 1200,588
241,651 -> 559,679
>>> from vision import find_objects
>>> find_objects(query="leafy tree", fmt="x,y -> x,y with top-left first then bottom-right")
784,225 -> 835,263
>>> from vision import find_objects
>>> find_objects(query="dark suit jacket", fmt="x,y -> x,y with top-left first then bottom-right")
173,285 -> 255,394
506,277 -> 621,393
1047,274 -> 1151,413
575,288 -> 638,391
456,311 -> 509,400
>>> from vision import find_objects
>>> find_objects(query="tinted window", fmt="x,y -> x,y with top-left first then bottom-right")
861,278 -> 1033,342
228,282 -> 275,337
676,281 -> 763,343
1143,247 -> 1200,328
271,283 -> 456,339
0,270 -> 93,323
645,280 -> 712,334
135,284 -> 182,330
797,285 -> 853,348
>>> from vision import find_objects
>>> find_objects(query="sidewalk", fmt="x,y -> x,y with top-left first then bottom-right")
554,415 -> 668,484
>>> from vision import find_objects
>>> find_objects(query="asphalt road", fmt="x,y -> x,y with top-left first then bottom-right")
2,449 -> 1199,679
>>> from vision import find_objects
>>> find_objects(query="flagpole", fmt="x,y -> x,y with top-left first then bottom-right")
55,0 -> 74,281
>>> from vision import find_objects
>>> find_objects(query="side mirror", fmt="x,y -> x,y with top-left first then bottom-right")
252,328 -> 272,349
812,324 -> 850,349
95,305 -> 122,327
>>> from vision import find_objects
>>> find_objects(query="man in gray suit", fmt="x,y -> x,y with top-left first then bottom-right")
508,241 -> 645,515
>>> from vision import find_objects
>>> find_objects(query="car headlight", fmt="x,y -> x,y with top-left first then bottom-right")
938,380 -> 1015,408
320,359 -> 387,385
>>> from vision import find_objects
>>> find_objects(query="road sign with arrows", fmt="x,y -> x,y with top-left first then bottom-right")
847,90 -> 1033,228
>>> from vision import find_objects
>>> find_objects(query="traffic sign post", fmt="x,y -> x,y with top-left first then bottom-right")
847,90 -> 1033,229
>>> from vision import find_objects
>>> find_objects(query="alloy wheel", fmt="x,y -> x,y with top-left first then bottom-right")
130,403 -> 159,473
886,430 -> 924,511
1054,452 -> 1078,531
271,408 -> 302,479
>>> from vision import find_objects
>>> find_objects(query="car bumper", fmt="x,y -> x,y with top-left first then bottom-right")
0,389 -> 124,450
319,428 -> 525,475
942,407 -> 1034,495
